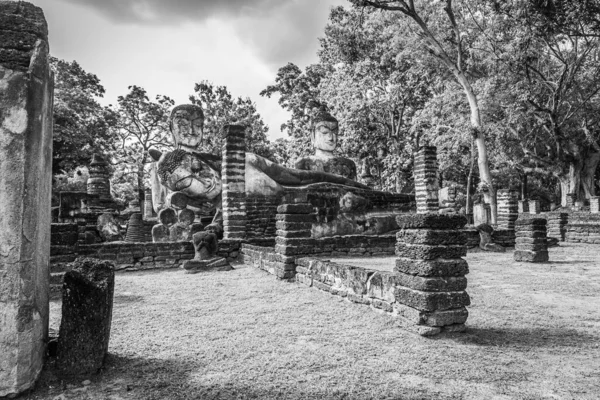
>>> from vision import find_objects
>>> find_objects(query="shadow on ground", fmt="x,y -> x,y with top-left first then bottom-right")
447,326 -> 599,348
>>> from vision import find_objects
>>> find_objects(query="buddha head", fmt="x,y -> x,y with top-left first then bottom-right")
311,111 -> 339,155
169,104 -> 204,151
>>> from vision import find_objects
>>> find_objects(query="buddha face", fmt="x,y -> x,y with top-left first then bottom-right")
313,121 -> 338,153
171,108 -> 204,150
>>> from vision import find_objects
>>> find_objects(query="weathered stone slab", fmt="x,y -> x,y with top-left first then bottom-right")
515,243 -> 548,252
394,272 -> 467,292
182,257 -> 232,273
275,229 -> 312,238
395,243 -> 467,260
396,229 -> 466,246
394,287 -> 470,312
394,304 -> 469,326
275,221 -> 312,231
395,214 -> 467,230
514,250 -> 549,262
276,214 -> 316,222
56,259 -> 115,376
0,2 -> 53,396
394,258 -> 469,277
515,230 -> 547,238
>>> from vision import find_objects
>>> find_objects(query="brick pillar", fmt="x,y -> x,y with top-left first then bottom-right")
547,212 -> 568,242
590,197 -> 600,214
514,219 -> 549,262
87,153 -> 111,200
414,146 -> 439,214
274,201 -> 315,280
221,125 -> 246,239
394,215 -> 470,335
0,2 -> 53,396
518,200 -> 529,214
497,189 -> 519,230
528,200 -> 540,214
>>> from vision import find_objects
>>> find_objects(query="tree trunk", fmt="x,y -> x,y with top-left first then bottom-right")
558,152 -> 600,206
137,163 -> 145,205
465,138 -> 475,217
460,76 -> 497,224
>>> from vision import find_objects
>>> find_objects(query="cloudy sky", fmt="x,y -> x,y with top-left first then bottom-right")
27,0 -> 346,140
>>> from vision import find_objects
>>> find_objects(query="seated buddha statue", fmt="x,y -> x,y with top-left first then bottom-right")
294,111 -> 357,181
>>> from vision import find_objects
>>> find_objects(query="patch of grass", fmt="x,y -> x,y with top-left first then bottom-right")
23,243 -> 600,399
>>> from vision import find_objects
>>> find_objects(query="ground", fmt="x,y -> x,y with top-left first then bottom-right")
21,243 -> 600,400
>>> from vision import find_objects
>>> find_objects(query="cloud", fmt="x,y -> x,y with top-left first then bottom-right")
60,0 -> 346,67
59,0 -> 293,24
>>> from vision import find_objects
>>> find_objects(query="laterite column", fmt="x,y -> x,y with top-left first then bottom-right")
497,189 -> 518,230
0,2 -> 53,396
221,125 -> 247,239
394,215 -> 470,334
514,218 -> 549,262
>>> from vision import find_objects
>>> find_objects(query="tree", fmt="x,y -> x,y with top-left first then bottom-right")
473,1 -> 600,205
350,0 -> 499,221
110,85 -> 174,203
50,57 -> 116,174
190,81 -> 274,159
260,63 -> 329,162
318,6 -> 434,191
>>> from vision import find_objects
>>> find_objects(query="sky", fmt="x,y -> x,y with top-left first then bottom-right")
27,0 -> 346,141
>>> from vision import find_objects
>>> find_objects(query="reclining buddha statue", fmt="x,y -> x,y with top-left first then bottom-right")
149,104 -> 369,229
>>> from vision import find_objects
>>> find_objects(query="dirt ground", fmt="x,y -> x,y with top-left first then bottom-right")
19,243 -> 600,400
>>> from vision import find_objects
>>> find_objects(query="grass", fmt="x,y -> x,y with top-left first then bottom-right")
21,243 -> 600,399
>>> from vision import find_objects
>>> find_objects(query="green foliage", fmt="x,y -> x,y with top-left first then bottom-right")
50,57 -> 116,174
110,85 -> 174,201
191,81 -> 274,159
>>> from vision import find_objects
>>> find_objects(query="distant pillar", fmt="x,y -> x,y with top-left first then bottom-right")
221,125 -> 247,239
143,188 -> 154,219
497,189 -> 519,230
528,200 -> 541,215
590,197 -> 600,214
414,146 -> 439,214
0,2 -> 53,396
518,200 -> 529,214
87,153 -> 111,200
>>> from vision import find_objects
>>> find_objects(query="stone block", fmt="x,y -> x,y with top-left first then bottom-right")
275,229 -> 312,238
56,259 -> 115,376
394,304 -> 468,327
514,243 -> 548,252
395,214 -> 467,230
275,221 -> 312,231
394,272 -> 467,292
396,229 -> 466,246
394,287 -> 470,312
394,258 -> 469,277
276,213 -> 316,222
395,243 -> 467,260
514,250 -> 549,262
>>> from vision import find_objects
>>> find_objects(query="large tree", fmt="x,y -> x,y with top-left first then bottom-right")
50,57 -> 115,174
349,0 -> 499,221
191,81 -> 274,159
110,85 -> 174,203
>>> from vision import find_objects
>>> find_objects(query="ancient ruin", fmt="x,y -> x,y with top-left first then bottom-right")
0,2 -> 53,396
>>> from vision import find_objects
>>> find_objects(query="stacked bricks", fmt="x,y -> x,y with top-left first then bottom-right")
591,197 -> 600,214
221,125 -> 247,239
547,212 -> 568,241
414,146 -> 439,214
394,214 -> 470,334
514,218 -> 549,262
246,195 -> 279,238
87,154 -> 111,200
528,200 -> 541,214
274,201 -> 316,280
518,200 -> 529,214
497,189 -> 519,230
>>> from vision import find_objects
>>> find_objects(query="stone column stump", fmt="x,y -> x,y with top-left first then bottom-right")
56,259 -> 115,376
394,214 -> 470,335
590,197 -> 600,214
528,200 -> 541,215
518,200 -> 529,214
547,212 -> 568,242
274,202 -> 315,280
514,219 -> 549,262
